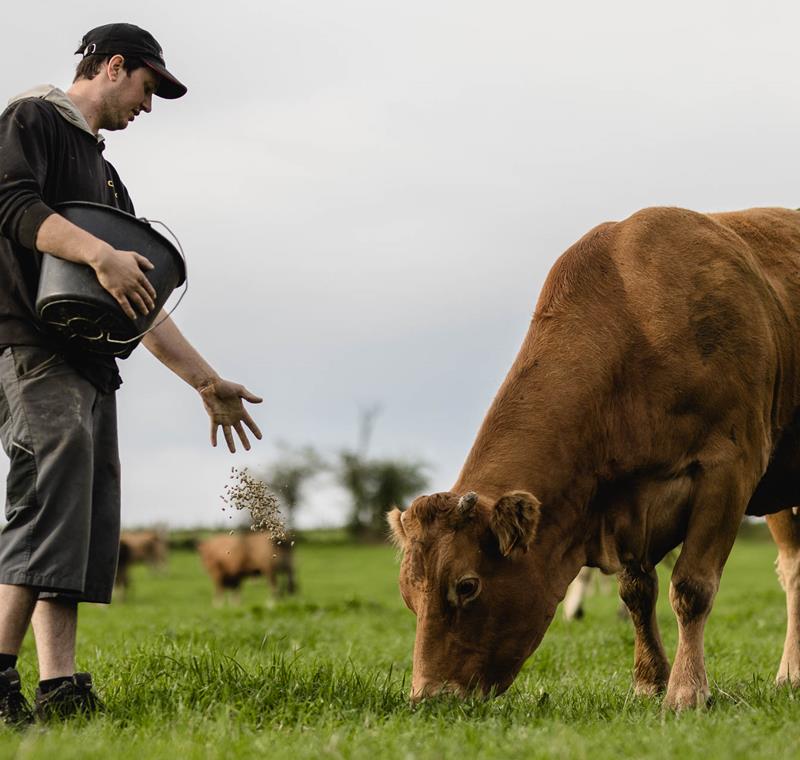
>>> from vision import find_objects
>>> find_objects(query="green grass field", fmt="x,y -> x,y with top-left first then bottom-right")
1,531 -> 799,759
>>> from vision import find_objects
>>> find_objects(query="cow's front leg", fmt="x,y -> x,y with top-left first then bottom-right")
766,507 -> 800,686
665,474 -> 747,710
666,574 -> 716,709
618,565 -> 670,695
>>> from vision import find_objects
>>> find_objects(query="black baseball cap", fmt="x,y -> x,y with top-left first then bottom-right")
75,23 -> 187,99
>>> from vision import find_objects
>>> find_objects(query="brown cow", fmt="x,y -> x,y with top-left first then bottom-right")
388,206 -> 800,709
114,529 -> 168,599
198,532 -> 296,604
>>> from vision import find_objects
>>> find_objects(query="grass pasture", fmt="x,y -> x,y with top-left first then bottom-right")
2,531 -> 800,759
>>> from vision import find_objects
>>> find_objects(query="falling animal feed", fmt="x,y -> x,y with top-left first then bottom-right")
220,467 -> 286,541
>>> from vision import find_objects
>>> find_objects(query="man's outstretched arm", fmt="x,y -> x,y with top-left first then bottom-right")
141,313 -> 263,452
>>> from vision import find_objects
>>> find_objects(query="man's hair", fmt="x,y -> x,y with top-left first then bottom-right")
73,54 -> 145,83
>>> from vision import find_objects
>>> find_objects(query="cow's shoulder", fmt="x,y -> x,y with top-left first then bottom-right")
613,206 -> 725,253
536,220 -> 618,317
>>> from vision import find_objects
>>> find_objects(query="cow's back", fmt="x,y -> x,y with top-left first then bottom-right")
198,535 -> 249,577
613,208 -> 800,427
570,207 -> 800,518
539,207 -> 800,434
243,533 -> 277,574
121,530 -> 167,564
459,206 -> 800,523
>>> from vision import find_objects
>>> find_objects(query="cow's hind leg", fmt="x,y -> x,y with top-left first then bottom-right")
766,507 -> 800,686
563,566 -> 593,621
665,471 -> 749,710
618,565 -> 670,695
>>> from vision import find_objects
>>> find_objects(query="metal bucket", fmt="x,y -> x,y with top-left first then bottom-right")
35,202 -> 187,359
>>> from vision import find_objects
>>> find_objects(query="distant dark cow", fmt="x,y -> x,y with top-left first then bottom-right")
198,533 -> 296,604
115,529 -> 168,599
389,207 -> 800,709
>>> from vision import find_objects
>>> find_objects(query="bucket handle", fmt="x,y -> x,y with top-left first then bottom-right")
105,218 -> 189,346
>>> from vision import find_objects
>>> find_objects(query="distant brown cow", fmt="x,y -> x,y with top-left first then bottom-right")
389,207 -> 800,710
198,533 -> 296,604
114,529 -> 169,599
120,529 -> 169,566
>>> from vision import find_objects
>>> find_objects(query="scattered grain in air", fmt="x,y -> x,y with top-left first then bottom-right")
220,466 -> 286,541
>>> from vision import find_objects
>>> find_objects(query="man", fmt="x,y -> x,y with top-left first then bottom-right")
0,23 -> 262,725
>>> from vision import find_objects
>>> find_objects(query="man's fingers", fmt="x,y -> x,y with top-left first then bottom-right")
210,422 -> 218,448
135,253 -> 155,271
234,422 -> 251,451
117,295 -> 137,321
138,286 -> 155,311
129,292 -> 151,317
223,426 -> 236,453
243,412 -> 262,440
138,276 -> 157,303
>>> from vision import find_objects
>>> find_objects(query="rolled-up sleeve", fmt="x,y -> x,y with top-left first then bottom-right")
0,100 -> 56,251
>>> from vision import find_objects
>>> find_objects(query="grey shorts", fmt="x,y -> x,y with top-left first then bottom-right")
0,345 -> 120,604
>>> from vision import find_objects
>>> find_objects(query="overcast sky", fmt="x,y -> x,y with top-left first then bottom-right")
2,1 -> 798,528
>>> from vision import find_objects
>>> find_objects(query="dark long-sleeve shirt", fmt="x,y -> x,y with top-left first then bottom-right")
0,87 -> 135,391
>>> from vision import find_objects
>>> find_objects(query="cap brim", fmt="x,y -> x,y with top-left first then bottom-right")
144,59 -> 187,99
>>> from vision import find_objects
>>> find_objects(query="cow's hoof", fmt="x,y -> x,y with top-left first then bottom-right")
634,679 -> 666,697
663,683 -> 710,711
633,660 -> 670,697
775,669 -> 800,688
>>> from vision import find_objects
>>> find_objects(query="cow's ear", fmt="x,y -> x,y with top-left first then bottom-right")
387,508 -> 407,549
490,491 -> 541,557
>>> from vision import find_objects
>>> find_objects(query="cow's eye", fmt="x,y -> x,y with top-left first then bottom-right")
456,577 -> 480,601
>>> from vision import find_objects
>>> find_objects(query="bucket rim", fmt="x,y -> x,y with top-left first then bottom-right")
54,201 -> 186,286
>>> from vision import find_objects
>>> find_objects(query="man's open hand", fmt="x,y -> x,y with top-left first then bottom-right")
198,379 -> 263,453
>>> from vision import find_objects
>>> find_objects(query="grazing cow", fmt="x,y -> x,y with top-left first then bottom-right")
388,207 -> 800,709
114,529 -> 169,599
198,533 -> 296,604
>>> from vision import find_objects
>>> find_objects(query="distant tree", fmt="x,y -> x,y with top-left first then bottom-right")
365,458 -> 429,536
336,407 -> 430,539
265,443 -> 325,529
339,450 -> 371,536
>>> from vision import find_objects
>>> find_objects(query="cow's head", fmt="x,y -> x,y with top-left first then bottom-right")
388,490 -> 569,700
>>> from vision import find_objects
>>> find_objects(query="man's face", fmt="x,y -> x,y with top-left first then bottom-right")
99,64 -> 159,131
